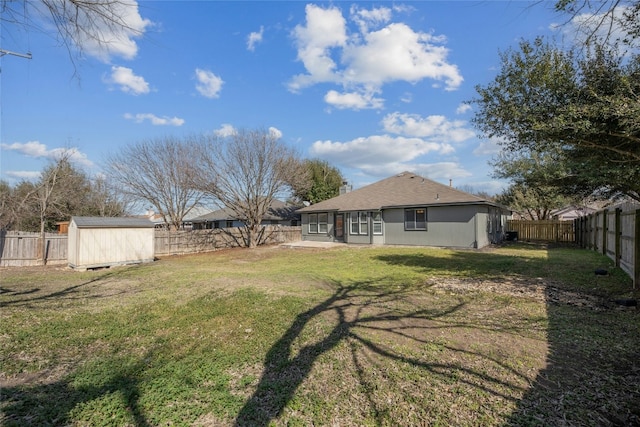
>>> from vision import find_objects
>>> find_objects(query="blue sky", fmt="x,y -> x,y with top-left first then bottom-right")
1,1 -> 567,194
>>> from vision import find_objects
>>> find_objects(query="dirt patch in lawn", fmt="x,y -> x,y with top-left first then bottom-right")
429,276 -> 611,310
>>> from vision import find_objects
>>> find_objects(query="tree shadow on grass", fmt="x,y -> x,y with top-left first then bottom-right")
234,278 -> 532,426
1,351 -> 155,427
506,249 -> 640,426
376,246 -> 640,425
0,269 -> 129,308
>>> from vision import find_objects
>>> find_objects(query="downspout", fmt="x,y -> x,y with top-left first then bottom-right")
370,212 -> 373,245
473,211 -> 478,248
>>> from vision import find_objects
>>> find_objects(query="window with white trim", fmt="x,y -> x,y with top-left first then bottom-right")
350,211 -> 369,235
309,214 -> 318,233
372,211 -> 383,234
405,208 -> 427,230
318,213 -> 328,233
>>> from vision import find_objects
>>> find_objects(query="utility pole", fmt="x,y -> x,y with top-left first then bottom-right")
0,49 -> 32,60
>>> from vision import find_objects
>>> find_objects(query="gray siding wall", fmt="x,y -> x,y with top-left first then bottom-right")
384,206 -> 480,248
301,212 -> 335,242
302,205 -> 505,248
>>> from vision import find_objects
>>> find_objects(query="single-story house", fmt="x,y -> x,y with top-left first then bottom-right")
296,171 -> 511,249
550,205 -> 598,221
191,199 -> 299,230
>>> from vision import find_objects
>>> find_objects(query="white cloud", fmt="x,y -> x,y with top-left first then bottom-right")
73,0 -> 152,62
412,162 -> 473,180
107,66 -> 150,95
195,68 -> 224,98
324,89 -> 384,110
350,5 -> 392,33
247,26 -> 264,51
4,170 -> 41,180
289,4 -> 347,92
124,113 -> 185,126
310,134 -> 453,171
381,112 -> 475,142
289,4 -> 463,109
1,141 -> 49,157
214,124 -> 237,137
0,141 -> 94,167
342,23 -> 462,89
400,92 -> 413,103
268,127 -> 283,139
456,103 -> 471,115
473,138 -> 503,156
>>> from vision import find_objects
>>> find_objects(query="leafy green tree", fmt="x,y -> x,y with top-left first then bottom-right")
292,159 -> 345,204
495,182 -> 568,220
473,38 -> 640,201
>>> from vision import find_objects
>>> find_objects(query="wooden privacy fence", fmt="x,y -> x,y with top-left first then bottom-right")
506,220 -> 575,242
0,231 -> 68,267
154,226 -> 302,255
575,206 -> 640,286
0,226 -> 302,267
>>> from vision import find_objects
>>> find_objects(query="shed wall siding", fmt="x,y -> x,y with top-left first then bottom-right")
68,223 -> 79,266
68,220 -> 155,269
76,228 -> 153,267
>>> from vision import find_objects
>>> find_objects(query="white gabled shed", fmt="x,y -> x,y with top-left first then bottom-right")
68,216 -> 155,270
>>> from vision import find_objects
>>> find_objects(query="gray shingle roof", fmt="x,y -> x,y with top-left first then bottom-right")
191,199 -> 299,222
71,216 -> 155,228
297,172 -> 503,213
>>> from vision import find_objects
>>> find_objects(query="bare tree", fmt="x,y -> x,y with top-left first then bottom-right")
552,0 -> 640,48
89,175 -> 130,217
105,135 -> 204,231
193,128 -> 307,248
34,151 -> 82,264
1,0 -> 149,66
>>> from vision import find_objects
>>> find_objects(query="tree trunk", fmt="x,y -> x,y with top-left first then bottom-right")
40,216 -> 47,266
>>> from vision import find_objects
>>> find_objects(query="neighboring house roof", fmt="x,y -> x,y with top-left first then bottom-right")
183,206 -> 212,221
71,216 -> 155,228
191,199 -> 299,223
297,171 -> 508,213
551,205 -> 597,220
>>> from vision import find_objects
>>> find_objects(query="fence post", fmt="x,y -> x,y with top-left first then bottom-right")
635,210 -> 640,289
615,208 -> 621,267
602,209 -> 608,255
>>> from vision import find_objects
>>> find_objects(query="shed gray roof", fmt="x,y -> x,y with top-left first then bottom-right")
297,171 -> 508,213
71,216 -> 155,228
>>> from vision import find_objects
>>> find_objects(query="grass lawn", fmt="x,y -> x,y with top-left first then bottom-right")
1,243 -> 639,426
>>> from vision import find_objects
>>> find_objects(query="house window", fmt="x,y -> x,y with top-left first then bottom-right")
372,212 -> 383,235
350,211 -> 368,235
309,214 -> 318,233
318,213 -> 328,233
405,208 -> 427,230
308,213 -> 327,234
226,220 -> 234,228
